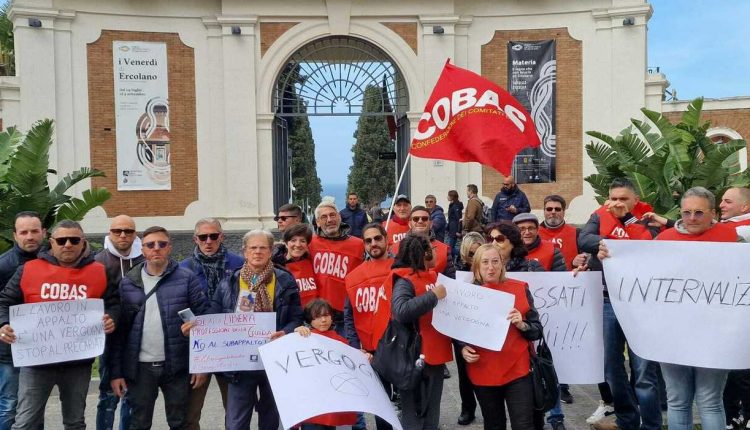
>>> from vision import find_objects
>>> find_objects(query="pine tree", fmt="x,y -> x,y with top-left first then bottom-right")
347,85 -> 396,205
289,98 -> 322,213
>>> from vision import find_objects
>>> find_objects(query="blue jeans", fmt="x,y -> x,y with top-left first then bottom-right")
96,352 -> 131,430
0,363 -> 19,430
660,363 -> 727,430
446,236 -> 460,261
546,388 -> 564,423
603,299 -> 661,430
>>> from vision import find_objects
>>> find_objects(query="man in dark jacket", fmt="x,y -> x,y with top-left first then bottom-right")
339,193 -> 368,238
0,211 -> 46,429
179,218 -> 242,430
94,214 -> 144,430
0,219 -> 119,430
424,194 -> 447,242
109,226 -> 210,430
491,176 -> 531,222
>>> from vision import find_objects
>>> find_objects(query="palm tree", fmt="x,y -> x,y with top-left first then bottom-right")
0,119 -> 111,252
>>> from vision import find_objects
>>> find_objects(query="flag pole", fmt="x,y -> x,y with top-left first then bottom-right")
384,153 -> 412,232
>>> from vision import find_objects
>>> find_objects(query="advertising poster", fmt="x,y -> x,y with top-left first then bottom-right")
507,40 -> 557,183
113,41 -> 171,190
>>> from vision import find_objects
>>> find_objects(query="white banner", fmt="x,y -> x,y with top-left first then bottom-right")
189,312 -> 276,373
10,299 -> 105,366
432,274 -> 514,351
259,333 -> 402,430
603,240 -> 750,369
113,41 -> 171,190
506,271 -> 605,384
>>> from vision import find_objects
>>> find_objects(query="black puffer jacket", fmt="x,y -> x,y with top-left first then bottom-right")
0,244 -> 41,364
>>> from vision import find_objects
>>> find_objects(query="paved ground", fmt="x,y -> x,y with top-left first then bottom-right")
42,361 -> 611,429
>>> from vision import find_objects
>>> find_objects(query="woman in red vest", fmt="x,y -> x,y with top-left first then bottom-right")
280,224 -> 319,307
461,243 -> 543,429
390,234 -> 451,430
485,222 -> 544,272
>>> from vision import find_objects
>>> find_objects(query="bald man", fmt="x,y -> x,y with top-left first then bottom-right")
490,175 -> 530,222
95,215 -> 144,430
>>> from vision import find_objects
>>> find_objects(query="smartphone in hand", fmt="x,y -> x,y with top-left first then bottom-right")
178,308 -> 196,323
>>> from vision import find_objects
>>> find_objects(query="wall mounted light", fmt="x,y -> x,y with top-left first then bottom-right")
231,26 -> 241,35
432,26 -> 445,35
28,18 -> 42,28
622,17 -> 635,26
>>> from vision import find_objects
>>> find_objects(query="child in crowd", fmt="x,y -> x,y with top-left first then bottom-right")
294,299 -> 361,430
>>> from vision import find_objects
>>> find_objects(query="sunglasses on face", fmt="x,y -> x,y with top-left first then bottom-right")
110,228 -> 136,236
144,241 -> 169,250
681,210 -> 707,219
274,215 -> 297,222
53,237 -> 83,246
364,234 -> 384,244
488,234 -> 507,243
196,233 -> 221,242
545,207 -> 563,212
411,216 -> 430,223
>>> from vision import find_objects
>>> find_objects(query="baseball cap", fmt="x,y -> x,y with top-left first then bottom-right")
395,194 -> 411,204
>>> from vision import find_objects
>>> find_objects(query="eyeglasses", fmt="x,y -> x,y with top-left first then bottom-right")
411,216 -> 430,223
144,241 -> 169,250
518,226 -> 538,233
488,234 -> 507,243
681,210 -> 707,219
364,234 -> 384,244
196,233 -> 221,242
110,228 -> 136,236
274,215 -> 298,222
545,207 -> 563,212
53,237 -> 82,246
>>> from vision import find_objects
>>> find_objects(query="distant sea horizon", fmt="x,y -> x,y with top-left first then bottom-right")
320,183 -> 392,210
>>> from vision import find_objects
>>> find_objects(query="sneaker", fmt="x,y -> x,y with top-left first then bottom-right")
586,400 -> 615,424
591,414 -> 618,430
560,386 -> 574,404
550,419 -> 567,430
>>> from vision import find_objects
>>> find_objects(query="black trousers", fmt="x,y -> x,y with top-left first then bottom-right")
128,363 -> 191,430
474,375 -> 535,430
724,369 -> 750,424
453,342 -> 477,415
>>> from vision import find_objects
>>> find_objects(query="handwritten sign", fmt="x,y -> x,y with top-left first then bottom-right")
506,271 -> 605,384
259,333 -> 402,430
603,240 -> 750,369
10,299 -> 105,366
432,274 -> 515,351
189,312 -> 276,373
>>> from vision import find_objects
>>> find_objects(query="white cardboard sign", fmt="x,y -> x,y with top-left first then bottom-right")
259,333 -> 402,430
603,240 -> 750,369
10,299 -> 105,366
189,312 -> 276,373
432,274 -> 515,351
506,271 -> 605,384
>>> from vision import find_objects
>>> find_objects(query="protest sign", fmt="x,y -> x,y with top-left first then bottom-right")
432,274 -> 515,351
10,299 -> 105,366
603,240 -> 750,369
189,312 -> 276,373
260,333 -> 402,430
506,271 -> 604,383
456,270 -> 473,284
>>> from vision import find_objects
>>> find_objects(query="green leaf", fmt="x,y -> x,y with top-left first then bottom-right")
585,141 -> 620,175
584,173 -> 612,202
680,98 -> 704,129
50,167 -> 107,206
693,139 -> 747,189
55,188 -> 111,222
642,108 -> 674,135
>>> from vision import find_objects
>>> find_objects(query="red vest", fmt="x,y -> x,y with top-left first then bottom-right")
466,278 -> 531,386
383,218 -> 410,251
344,258 -> 394,351
309,235 -> 364,311
539,224 -> 578,269
724,218 -> 750,227
285,258 -> 318,307
391,239 -> 450,275
656,222 -> 738,242
526,240 -> 555,271
391,268 -> 453,365
20,259 -> 108,303
302,329 -> 358,427
596,201 -> 653,240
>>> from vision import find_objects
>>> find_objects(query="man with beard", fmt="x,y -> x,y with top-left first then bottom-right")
180,218 -> 243,429
383,195 -> 411,250
339,193 -> 368,238
538,195 -> 586,269
392,206 -> 455,279
490,176 -> 530,222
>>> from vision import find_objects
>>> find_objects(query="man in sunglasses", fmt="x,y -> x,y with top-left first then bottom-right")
383,195 -> 412,250
490,175 -> 530,222
274,204 -> 303,233
539,195 -> 586,270
0,219 -> 120,429
513,213 -> 567,272
579,178 -> 662,430
0,211 -> 46,429
94,215 -> 145,430
110,226 -> 210,430
393,206 -> 455,279
179,218 -> 242,429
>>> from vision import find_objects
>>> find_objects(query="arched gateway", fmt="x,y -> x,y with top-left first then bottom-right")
271,36 -> 410,210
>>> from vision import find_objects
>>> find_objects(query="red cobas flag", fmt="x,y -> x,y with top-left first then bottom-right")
410,62 -> 541,175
